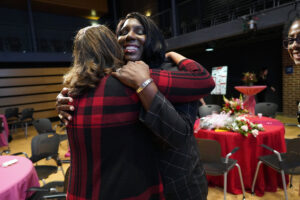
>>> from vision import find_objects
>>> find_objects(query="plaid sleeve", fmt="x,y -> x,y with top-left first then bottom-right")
139,91 -> 195,149
150,59 -> 215,103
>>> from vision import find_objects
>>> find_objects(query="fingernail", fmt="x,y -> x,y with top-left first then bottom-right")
69,98 -> 73,102
70,106 -> 74,111
68,116 -> 72,120
65,121 -> 68,126
59,114 -> 63,119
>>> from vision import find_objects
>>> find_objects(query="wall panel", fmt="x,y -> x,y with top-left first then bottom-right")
34,109 -> 58,119
0,67 -> 69,77
0,76 -> 62,87
0,93 -> 57,107
0,102 -> 55,114
0,84 -> 62,97
0,67 -> 68,120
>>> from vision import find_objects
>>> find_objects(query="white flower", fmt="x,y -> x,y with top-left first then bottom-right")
241,125 -> 248,132
232,124 -> 239,131
237,116 -> 247,121
252,129 -> 259,137
257,124 -> 263,129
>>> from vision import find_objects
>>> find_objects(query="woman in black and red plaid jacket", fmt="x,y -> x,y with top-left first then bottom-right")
63,24 -> 213,200
60,13 -> 214,200
114,12 -> 211,200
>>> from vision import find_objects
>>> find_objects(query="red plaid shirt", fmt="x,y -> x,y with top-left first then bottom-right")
66,59 -> 215,200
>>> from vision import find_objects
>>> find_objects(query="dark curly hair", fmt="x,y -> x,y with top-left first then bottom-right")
116,12 -> 166,68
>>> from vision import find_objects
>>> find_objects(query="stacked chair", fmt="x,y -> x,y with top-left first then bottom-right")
4,107 -> 19,134
19,108 -> 34,138
4,107 -> 35,138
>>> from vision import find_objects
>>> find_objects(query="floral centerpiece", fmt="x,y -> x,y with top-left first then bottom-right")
197,113 -> 264,137
199,112 -> 233,130
195,95 -> 264,137
242,72 -> 257,86
225,115 -> 264,137
222,95 -> 248,115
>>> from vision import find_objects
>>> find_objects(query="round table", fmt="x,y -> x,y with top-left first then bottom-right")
234,86 -> 267,115
0,155 -> 40,200
194,115 -> 287,196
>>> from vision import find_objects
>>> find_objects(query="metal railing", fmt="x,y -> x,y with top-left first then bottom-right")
0,0 -> 297,52
152,0 -> 296,38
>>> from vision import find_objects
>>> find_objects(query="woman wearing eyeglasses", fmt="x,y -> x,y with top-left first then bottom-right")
284,18 -> 300,65
284,17 -> 300,197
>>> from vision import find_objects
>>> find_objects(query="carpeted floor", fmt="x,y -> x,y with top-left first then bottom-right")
1,114 -> 299,200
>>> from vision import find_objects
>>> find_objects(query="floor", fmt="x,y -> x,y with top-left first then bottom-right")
1,114 -> 300,200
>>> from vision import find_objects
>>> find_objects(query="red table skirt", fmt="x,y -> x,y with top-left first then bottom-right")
234,85 -> 267,96
194,115 -> 288,196
234,86 -> 267,115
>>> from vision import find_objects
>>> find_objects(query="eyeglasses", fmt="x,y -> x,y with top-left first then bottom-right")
283,35 -> 300,49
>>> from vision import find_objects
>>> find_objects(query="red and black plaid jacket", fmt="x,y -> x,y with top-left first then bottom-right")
67,59 -> 215,200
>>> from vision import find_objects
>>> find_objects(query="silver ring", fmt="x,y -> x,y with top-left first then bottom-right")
116,68 -> 121,73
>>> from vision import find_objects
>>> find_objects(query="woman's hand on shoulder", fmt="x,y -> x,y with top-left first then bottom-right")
112,61 -> 150,89
56,87 -> 74,125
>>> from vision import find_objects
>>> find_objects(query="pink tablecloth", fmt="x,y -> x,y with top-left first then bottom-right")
0,114 -> 10,147
194,116 -> 287,196
234,86 -> 267,115
0,155 -> 40,200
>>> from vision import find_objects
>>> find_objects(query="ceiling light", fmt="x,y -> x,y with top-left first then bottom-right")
85,16 -> 100,20
91,9 -> 97,16
248,19 -> 256,30
86,9 -> 99,20
145,10 -> 151,17
205,48 -> 214,52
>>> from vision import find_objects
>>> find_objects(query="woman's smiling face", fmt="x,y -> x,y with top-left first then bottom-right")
288,19 -> 300,65
117,18 -> 146,62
